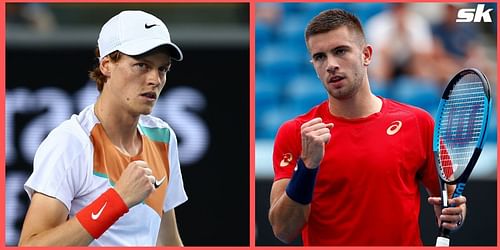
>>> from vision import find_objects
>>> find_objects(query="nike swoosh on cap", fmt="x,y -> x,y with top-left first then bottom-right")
154,176 -> 166,189
145,23 -> 159,29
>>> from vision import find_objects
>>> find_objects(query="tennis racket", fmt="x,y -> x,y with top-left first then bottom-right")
433,68 -> 492,246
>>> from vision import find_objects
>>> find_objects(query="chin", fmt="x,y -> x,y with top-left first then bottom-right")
328,88 -> 354,100
133,106 -> 154,116
141,109 -> 154,115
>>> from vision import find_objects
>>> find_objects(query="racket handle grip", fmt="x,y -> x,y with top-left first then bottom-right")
436,236 -> 450,247
436,227 -> 451,246
439,227 -> 451,237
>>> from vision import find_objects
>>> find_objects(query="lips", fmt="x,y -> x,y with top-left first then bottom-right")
329,75 -> 345,83
327,75 -> 346,89
140,91 -> 157,100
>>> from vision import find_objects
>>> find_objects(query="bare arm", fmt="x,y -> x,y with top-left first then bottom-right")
268,178 -> 310,243
269,118 -> 333,243
18,192 -> 94,246
156,209 -> 183,246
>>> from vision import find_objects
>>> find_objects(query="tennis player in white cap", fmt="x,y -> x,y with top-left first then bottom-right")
19,10 -> 187,246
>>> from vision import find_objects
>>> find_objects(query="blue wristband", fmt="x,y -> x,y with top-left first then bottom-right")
285,158 -> 319,205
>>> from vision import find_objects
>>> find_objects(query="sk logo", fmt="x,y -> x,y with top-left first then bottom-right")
387,121 -> 402,136
456,4 -> 493,23
280,153 -> 293,167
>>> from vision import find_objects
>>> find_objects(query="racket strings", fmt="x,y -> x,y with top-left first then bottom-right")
437,76 -> 486,181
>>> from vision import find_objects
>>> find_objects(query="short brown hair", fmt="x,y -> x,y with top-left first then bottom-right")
305,9 -> 365,45
88,48 -> 122,92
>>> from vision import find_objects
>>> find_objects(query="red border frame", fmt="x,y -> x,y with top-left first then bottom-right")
2,1 -> 499,249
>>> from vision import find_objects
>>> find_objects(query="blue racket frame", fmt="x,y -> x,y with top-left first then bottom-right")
432,68 -> 492,245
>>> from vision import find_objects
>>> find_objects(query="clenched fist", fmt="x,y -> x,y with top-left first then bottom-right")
300,118 -> 334,169
114,160 -> 156,208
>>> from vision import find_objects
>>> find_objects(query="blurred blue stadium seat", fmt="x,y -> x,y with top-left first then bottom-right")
390,76 -> 440,115
284,73 -> 326,115
256,43 -> 302,85
255,19 -> 273,55
256,73 -> 280,112
276,13 -> 309,57
257,105 -> 305,139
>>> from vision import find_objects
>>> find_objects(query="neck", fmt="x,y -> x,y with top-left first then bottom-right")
94,97 -> 141,156
328,82 -> 382,119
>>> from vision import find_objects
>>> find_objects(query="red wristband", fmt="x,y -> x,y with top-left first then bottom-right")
76,188 -> 129,239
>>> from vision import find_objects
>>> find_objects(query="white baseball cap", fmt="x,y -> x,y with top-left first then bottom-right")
97,10 -> 183,61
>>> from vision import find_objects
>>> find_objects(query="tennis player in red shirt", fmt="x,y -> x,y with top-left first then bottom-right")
269,9 -> 466,246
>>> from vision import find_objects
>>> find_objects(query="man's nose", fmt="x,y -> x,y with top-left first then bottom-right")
147,70 -> 163,86
326,55 -> 339,73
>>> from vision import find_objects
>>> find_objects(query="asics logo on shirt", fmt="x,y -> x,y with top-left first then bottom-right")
91,202 -> 107,220
280,153 -> 293,167
154,176 -> 166,189
386,121 -> 403,135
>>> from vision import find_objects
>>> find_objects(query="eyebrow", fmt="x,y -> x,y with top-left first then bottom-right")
312,45 -> 351,57
311,51 -> 325,59
332,45 -> 351,52
133,56 -> 171,67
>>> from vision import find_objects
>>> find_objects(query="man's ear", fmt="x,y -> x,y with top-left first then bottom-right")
362,44 -> 373,66
99,57 -> 112,77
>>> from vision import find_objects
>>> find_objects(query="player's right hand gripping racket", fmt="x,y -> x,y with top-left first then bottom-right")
433,68 -> 492,246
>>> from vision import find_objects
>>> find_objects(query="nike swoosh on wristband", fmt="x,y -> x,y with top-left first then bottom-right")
154,176 -> 166,189
91,202 -> 107,220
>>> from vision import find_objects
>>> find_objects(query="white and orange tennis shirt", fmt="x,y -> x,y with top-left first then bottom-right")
24,104 -> 188,246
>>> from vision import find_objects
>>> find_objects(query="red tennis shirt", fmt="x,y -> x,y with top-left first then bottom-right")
273,98 -> 440,245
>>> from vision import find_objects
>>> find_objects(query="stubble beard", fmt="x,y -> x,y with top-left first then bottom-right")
326,71 -> 364,100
